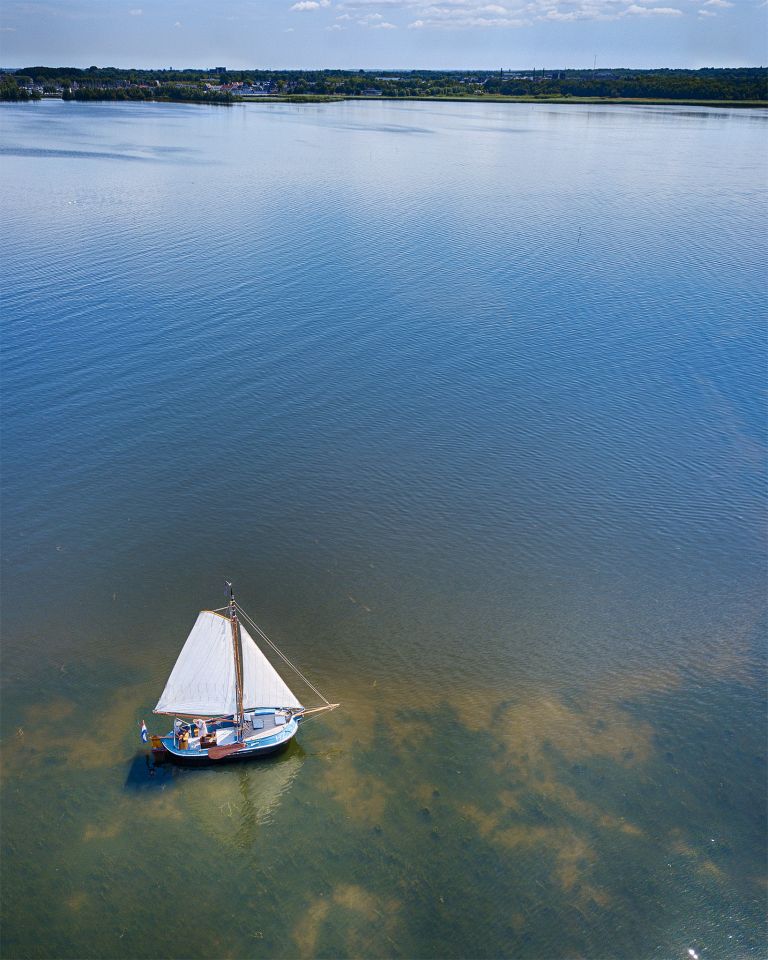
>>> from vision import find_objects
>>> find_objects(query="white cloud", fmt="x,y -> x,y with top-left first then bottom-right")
342,0 -> 411,5
0,25 -> 17,31
542,9 -> 590,20
340,0 -> 701,27
129,7 -> 142,14
698,7 -> 716,13
624,3 -> 682,12
174,20 -> 181,27
704,0 -> 732,6
408,14 -> 529,26
351,8 -> 401,25
290,0 -> 330,9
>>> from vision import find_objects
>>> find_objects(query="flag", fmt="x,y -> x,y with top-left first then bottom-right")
140,721 -> 148,743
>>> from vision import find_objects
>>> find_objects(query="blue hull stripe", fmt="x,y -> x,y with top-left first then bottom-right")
158,717 -> 299,760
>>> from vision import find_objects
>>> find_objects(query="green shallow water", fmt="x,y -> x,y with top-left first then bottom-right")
1,661 -> 765,958
1,99 -> 766,958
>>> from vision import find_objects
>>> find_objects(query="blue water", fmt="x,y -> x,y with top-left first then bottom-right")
1,99 -> 766,959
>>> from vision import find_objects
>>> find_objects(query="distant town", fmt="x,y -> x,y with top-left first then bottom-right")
1,66 -> 766,105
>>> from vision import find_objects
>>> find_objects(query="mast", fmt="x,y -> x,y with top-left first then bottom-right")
226,581 -> 245,740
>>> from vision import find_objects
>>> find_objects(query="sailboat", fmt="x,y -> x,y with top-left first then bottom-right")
145,583 -> 338,763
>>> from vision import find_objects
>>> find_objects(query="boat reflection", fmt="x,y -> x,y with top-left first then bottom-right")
193,744 -> 306,849
125,741 -> 306,847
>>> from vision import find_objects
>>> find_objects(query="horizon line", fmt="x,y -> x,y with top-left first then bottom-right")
3,62 -> 766,72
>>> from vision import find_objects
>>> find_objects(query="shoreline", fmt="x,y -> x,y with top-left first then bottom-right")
245,94 -> 767,108
7,94 -> 766,109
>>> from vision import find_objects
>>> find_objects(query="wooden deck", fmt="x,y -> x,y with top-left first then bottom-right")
244,712 -> 287,740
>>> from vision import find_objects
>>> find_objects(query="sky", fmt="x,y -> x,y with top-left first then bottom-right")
0,0 -> 765,70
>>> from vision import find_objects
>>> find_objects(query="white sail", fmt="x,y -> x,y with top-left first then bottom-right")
240,622 -> 303,711
154,611 -> 303,716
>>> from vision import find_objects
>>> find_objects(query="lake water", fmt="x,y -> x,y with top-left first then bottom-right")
1,99 -> 766,959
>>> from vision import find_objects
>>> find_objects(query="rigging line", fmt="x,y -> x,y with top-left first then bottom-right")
298,712 -> 325,725
235,603 -> 330,706
236,604 -> 330,706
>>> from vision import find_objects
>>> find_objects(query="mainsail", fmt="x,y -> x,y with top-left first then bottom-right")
154,611 -> 303,716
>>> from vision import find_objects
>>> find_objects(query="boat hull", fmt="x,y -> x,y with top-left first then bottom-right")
154,736 -> 293,765
153,713 -> 301,765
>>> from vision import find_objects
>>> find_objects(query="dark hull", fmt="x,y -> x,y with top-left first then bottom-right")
153,736 -> 291,766
152,710 -> 301,764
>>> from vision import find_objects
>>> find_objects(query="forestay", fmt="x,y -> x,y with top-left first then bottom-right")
154,611 -> 303,716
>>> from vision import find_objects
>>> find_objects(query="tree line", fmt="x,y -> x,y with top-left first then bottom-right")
3,66 -> 766,103
0,76 -> 42,100
61,84 -> 234,104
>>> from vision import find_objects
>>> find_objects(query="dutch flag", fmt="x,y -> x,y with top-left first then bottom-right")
140,721 -> 148,743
